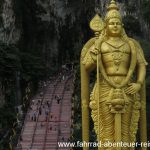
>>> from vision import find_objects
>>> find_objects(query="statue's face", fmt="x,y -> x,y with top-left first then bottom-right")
106,18 -> 122,37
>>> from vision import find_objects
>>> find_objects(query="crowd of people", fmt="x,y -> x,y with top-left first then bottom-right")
18,65 -> 74,149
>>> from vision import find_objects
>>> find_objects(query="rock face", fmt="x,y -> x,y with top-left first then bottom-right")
0,88 -> 4,107
0,0 -> 149,106
0,0 -> 148,57
0,0 -> 21,44
0,0 -> 149,45
0,0 -> 17,106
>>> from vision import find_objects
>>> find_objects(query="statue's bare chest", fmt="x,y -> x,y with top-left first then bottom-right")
100,40 -> 131,73
101,41 -> 131,54
101,41 -> 130,62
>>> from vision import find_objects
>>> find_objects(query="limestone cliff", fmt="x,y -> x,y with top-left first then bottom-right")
0,0 -> 20,44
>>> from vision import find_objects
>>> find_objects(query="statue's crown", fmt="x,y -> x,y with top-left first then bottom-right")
107,0 -> 119,11
105,0 -> 121,22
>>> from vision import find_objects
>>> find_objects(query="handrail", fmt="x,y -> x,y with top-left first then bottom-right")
17,72 -> 74,149
17,79 -> 51,147
17,86 -> 46,147
42,74 -> 70,150
30,84 -> 48,149
42,77 -> 60,150
56,73 -> 73,150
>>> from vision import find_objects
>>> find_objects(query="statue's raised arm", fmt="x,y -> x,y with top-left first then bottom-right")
80,0 -> 147,150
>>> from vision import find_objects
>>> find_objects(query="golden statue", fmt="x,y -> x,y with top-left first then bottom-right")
80,0 -> 148,150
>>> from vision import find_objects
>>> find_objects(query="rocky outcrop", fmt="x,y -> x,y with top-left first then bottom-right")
0,85 -> 4,107
0,0 -> 21,44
